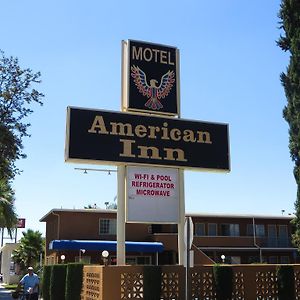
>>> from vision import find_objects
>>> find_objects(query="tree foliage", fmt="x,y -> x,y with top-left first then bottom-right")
12,229 -> 44,271
0,50 -> 44,181
0,178 -> 17,235
0,50 -> 43,236
278,0 -> 300,248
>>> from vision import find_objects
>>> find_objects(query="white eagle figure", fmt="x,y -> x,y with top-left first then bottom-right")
131,65 -> 175,110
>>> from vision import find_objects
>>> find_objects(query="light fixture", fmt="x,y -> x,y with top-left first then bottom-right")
60,254 -> 65,263
221,254 -> 225,263
75,167 -> 117,175
102,250 -> 109,266
102,250 -> 109,258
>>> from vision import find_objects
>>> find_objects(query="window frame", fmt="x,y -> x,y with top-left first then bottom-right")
208,223 -> 217,236
194,223 -> 206,236
99,218 -> 117,235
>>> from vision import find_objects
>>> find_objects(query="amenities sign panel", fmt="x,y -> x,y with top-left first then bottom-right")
126,166 -> 179,223
65,107 -> 230,171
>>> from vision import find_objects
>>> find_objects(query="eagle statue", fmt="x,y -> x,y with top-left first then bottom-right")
131,65 -> 175,110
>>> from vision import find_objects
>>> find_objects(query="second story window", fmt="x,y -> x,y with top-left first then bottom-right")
208,223 -> 217,236
221,224 -> 240,236
247,224 -> 265,237
247,224 -> 253,236
99,219 -> 116,235
195,223 -> 205,236
255,225 -> 265,237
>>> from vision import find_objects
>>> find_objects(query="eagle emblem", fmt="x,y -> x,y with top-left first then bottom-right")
131,65 -> 175,110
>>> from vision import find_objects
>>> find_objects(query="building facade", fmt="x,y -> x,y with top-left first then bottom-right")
40,209 -> 298,265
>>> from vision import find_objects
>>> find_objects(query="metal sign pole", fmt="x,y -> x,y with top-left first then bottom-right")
117,165 -> 126,265
186,217 -> 190,300
178,169 -> 185,265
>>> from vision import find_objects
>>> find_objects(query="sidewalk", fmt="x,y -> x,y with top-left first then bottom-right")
0,284 -> 43,300
0,284 -> 12,300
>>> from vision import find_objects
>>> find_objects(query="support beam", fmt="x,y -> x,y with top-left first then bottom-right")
178,169 -> 185,265
117,165 -> 126,265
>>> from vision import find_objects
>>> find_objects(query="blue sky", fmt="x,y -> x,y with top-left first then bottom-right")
0,0 -> 296,237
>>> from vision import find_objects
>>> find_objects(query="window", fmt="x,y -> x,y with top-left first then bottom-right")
278,225 -> 288,246
75,256 -> 91,264
137,256 -> 151,265
126,257 -> 137,265
220,224 -> 239,236
247,224 -> 265,236
268,224 -> 277,246
99,219 -> 116,235
255,224 -> 265,237
280,256 -> 290,264
269,256 -> 278,264
278,225 -> 288,239
248,256 -> 260,263
208,223 -> 217,236
231,256 -> 241,264
268,225 -> 277,237
247,224 -> 253,236
195,223 -> 205,236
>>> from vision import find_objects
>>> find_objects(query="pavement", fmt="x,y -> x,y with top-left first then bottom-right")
0,284 -> 43,300
0,284 -> 12,300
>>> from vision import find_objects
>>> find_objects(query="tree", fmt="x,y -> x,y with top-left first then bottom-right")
0,178 -> 17,235
278,0 -> 300,247
0,50 -> 44,181
12,229 -> 44,272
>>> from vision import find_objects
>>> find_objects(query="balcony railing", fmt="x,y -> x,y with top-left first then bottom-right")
151,233 -> 294,249
258,237 -> 292,248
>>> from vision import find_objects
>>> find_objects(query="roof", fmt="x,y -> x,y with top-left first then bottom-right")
187,212 -> 294,220
39,208 -> 117,222
49,240 -> 164,253
40,208 -> 294,222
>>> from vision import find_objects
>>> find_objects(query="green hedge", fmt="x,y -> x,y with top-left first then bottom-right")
50,264 -> 67,300
42,265 -> 52,300
213,265 -> 233,300
277,265 -> 295,300
65,263 -> 84,300
143,266 -> 161,300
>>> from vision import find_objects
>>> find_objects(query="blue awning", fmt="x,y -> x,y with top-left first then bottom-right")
49,240 -> 164,253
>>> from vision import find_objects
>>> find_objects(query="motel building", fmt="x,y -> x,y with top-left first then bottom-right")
40,208 -> 299,266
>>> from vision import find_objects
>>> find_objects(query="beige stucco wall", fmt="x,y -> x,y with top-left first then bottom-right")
0,243 -> 20,284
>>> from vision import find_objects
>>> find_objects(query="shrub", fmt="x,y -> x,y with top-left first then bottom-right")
50,264 -> 67,300
213,265 -> 233,300
143,266 -> 161,300
42,265 -> 52,300
65,263 -> 84,300
277,265 -> 295,300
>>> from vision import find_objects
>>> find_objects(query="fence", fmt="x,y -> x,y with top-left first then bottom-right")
81,264 -> 300,300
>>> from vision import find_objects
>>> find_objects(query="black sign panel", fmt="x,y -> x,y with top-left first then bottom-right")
126,40 -> 178,115
66,107 -> 230,171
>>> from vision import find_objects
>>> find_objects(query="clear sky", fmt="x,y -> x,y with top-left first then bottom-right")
0,0 -> 296,239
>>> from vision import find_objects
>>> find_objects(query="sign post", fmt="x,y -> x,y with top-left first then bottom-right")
117,166 -> 126,265
65,39 -> 230,269
184,216 -> 194,299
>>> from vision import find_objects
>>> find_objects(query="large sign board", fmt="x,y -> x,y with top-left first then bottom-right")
65,107 -> 230,171
122,40 -> 179,116
126,166 -> 179,223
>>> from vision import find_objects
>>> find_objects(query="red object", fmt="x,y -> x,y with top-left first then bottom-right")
17,218 -> 26,228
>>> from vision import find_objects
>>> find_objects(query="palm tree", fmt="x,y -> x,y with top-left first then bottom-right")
0,178 -> 18,236
12,229 -> 44,271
